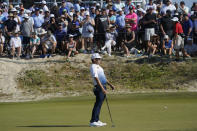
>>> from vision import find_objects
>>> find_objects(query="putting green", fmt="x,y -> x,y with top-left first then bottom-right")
0,92 -> 197,131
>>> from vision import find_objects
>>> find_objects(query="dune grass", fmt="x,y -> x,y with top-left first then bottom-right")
17,58 -> 197,94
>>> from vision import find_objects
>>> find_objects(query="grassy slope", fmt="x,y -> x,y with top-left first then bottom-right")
0,92 -> 197,131
17,58 -> 197,94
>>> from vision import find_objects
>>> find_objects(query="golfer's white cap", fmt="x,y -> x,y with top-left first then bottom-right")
172,17 -> 179,22
164,35 -> 169,39
91,53 -> 102,60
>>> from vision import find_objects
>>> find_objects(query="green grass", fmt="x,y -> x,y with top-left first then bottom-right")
0,92 -> 197,131
17,60 -> 197,94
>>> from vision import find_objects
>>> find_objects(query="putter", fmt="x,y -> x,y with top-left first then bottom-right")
105,96 -> 115,127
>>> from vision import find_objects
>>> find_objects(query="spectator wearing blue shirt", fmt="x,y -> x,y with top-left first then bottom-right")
183,14 -> 193,37
109,10 -> 116,25
32,8 -> 44,32
74,0 -> 81,12
54,23 -> 67,53
59,1 -> 70,15
0,10 -> 6,29
116,9 -> 125,50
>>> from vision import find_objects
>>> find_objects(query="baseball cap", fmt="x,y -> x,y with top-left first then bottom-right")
85,11 -> 90,16
23,14 -> 29,19
172,17 -> 179,22
50,14 -> 55,18
164,35 -> 169,40
80,7 -> 85,10
69,34 -> 74,38
91,53 -> 102,60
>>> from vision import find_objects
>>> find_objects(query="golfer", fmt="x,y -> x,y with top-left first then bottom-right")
90,53 -> 115,127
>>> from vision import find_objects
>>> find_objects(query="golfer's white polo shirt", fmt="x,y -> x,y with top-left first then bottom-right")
90,64 -> 107,86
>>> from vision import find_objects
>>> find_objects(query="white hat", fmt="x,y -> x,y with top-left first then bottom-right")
137,8 -> 146,14
137,3 -> 141,6
23,14 -> 29,19
117,8 -> 122,12
11,8 -> 17,12
37,28 -> 47,35
50,14 -> 55,18
3,2 -> 7,6
15,5 -> 20,8
164,35 -> 169,40
39,9 -> 43,12
26,10 -> 32,14
53,2 -> 58,6
80,7 -> 85,10
42,0 -> 47,4
91,53 -> 102,60
96,3 -> 100,6
69,34 -> 74,38
85,11 -> 90,16
172,17 -> 179,22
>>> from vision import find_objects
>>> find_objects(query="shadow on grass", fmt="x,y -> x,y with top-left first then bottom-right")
17,125 -> 89,128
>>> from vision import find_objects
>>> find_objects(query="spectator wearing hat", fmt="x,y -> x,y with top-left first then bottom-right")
42,30 -> 57,57
191,2 -> 197,12
101,25 -> 117,56
172,17 -> 189,61
47,14 -> 58,34
30,32 -> 40,58
4,13 -> 17,44
184,37 -> 197,57
11,8 -> 21,32
183,14 -> 193,38
179,1 -> 189,15
41,0 -> 49,12
32,8 -> 44,33
113,0 -> 125,12
90,7 -> 96,19
125,5 -> 138,32
66,34 -> 78,59
0,30 -> 5,56
145,0 -> 157,13
21,14 -> 33,58
10,31 -> 22,60
122,24 -> 135,57
58,15 -> 68,33
162,35 -> 173,56
143,7 -> 157,54
160,10 -> 174,39
54,23 -> 66,53
81,11 -> 95,53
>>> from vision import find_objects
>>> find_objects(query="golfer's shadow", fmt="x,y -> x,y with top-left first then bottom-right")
17,124 -> 89,128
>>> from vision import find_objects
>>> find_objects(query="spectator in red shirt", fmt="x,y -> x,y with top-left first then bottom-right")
172,17 -> 189,61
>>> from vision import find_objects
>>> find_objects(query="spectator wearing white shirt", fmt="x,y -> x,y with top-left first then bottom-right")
161,0 -> 176,15
41,0 -> 49,12
179,1 -> 189,15
145,0 -> 157,14
10,32 -> 22,60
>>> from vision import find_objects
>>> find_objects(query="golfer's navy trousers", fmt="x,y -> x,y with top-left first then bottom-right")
90,85 -> 106,123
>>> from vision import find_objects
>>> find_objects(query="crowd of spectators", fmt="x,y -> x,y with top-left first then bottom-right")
0,0 -> 196,61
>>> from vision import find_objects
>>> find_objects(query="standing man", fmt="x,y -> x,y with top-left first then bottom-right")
90,53 -> 115,127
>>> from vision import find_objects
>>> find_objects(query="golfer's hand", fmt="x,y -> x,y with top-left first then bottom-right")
102,89 -> 107,94
110,85 -> 115,90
